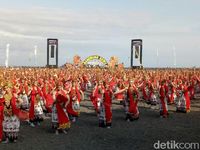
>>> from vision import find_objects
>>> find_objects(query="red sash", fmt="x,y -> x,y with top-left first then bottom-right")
159,86 -> 168,114
29,89 -> 36,120
42,86 -> 53,112
45,94 -> 54,112
184,86 -> 190,110
91,87 -> 98,112
160,97 -> 167,114
128,88 -> 138,115
11,97 -> 29,121
104,90 -> 112,123
188,85 -> 194,99
160,86 -> 165,98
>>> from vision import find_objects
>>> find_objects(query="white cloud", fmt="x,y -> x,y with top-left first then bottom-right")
0,7 -> 152,40
0,30 -> 45,39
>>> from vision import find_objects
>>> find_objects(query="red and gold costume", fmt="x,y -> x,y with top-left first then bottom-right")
126,85 -> 139,121
159,84 -> 168,118
0,96 -> 4,142
56,94 -> 70,130
104,88 -> 112,127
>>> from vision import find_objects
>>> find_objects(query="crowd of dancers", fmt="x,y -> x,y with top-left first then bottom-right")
0,67 -> 200,143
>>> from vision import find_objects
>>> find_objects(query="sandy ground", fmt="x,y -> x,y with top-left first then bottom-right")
0,94 -> 200,150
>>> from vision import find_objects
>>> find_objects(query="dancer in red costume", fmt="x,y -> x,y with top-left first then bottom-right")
90,82 -> 99,113
91,81 -> 104,114
0,89 -> 4,142
159,81 -> 169,118
126,81 -> 139,121
183,81 -> 191,112
2,86 -> 20,143
97,82 -> 105,127
29,82 -> 45,127
55,94 -> 70,134
167,83 -> 176,105
103,82 -> 113,128
52,83 -> 70,135
188,79 -> 195,100
142,82 -> 150,104
114,82 -> 125,102
193,75 -> 200,99
148,82 -> 158,105
42,80 -> 54,113
67,81 -> 83,122
176,80 -> 191,113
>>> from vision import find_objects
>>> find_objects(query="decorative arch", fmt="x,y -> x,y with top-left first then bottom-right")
83,55 -> 108,66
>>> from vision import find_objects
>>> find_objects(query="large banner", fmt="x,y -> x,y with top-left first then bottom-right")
131,39 -> 142,67
47,39 -> 58,68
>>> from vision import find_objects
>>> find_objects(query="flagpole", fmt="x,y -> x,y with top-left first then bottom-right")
5,44 -> 10,68
34,45 -> 37,67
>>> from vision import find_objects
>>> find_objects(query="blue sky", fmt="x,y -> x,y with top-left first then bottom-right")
0,0 -> 200,67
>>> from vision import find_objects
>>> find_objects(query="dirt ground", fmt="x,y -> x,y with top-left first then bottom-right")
0,96 -> 200,150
